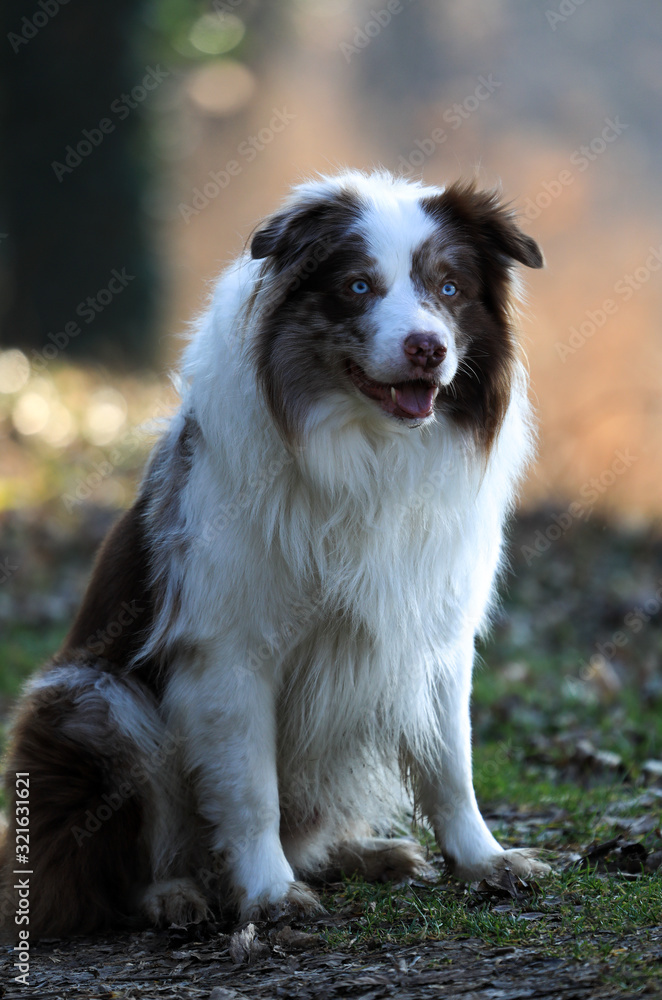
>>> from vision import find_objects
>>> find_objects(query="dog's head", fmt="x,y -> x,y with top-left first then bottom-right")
249,171 -> 543,449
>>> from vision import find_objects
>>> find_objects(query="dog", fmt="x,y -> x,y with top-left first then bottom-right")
1,170 -> 547,938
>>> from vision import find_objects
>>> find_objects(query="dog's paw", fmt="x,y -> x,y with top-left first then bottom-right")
330,837 -> 434,882
140,877 -> 210,926
267,880 -> 325,921
452,848 -> 551,883
243,880 -> 324,923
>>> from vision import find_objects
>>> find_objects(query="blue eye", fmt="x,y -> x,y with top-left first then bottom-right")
350,279 -> 371,294
442,282 -> 457,296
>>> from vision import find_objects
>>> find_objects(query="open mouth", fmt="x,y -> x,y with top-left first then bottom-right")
346,361 -> 439,421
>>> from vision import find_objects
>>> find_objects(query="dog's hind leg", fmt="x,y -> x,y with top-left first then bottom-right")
0,663 -> 194,938
325,837 -> 433,882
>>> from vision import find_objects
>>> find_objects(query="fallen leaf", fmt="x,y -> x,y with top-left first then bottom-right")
642,760 -> 662,785
209,987 -> 252,1000
271,925 -> 320,950
228,923 -> 267,965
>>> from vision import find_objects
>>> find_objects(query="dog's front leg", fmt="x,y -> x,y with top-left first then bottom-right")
165,660 -> 320,921
415,641 -> 550,882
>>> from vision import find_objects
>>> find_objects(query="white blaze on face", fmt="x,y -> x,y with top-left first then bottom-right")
360,195 -> 459,384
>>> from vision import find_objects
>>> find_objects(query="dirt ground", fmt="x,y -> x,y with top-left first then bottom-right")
2,898 -> 661,1000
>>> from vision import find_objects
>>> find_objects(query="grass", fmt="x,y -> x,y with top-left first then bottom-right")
321,869 -> 662,947
0,623 -> 68,701
316,736 -> 662,989
319,869 -> 662,990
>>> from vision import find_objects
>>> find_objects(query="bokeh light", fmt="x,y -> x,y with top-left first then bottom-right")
12,391 -> 51,436
0,350 -> 30,394
188,14 -> 245,56
185,60 -> 256,116
83,388 -> 128,446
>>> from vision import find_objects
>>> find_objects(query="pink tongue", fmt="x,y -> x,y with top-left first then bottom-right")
394,382 -> 435,418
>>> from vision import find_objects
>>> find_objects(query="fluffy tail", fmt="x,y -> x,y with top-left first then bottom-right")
0,663 -> 164,940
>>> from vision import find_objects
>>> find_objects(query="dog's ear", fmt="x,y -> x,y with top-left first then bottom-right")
423,181 -> 544,269
250,190 -> 360,267
250,204 -> 323,261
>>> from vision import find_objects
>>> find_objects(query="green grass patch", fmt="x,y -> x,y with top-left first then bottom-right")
0,622 -> 67,701
319,868 -> 662,989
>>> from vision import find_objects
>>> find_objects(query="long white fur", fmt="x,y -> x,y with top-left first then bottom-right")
139,171 -> 538,914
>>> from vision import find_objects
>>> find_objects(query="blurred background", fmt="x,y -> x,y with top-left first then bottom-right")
0,2 -> 661,730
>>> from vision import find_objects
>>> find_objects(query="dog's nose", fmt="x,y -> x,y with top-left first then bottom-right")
404,332 -> 447,370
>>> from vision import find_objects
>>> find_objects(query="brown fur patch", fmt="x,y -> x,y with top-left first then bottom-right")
1,681 -> 149,939
326,837 -> 432,882
146,411 -> 200,539
250,189 -> 362,268
140,413 -> 200,663
60,492 -> 155,677
421,181 -> 544,274
419,181 -> 543,450
250,191 -> 369,442
59,413 -> 200,693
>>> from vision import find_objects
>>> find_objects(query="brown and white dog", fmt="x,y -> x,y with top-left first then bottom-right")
1,170 -> 547,938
